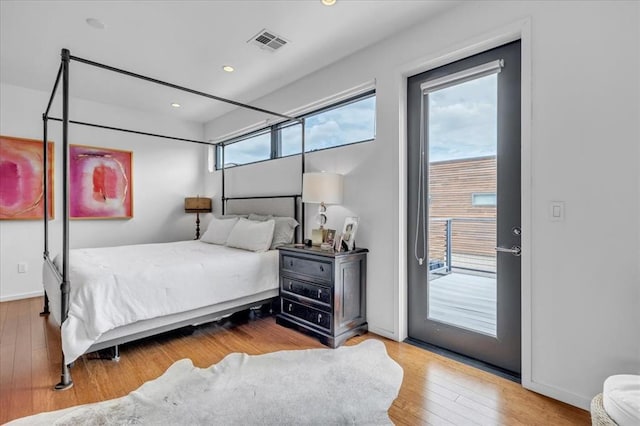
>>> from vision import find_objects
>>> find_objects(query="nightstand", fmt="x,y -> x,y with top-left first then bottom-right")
276,245 -> 368,348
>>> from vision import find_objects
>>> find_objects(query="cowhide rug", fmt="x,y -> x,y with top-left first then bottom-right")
8,339 -> 403,425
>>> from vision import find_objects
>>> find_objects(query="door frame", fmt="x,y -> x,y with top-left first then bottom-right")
396,18 -> 533,387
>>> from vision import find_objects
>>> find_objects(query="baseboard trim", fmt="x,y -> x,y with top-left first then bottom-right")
522,378 -> 590,410
0,290 -> 43,302
368,325 -> 397,341
404,337 -> 521,384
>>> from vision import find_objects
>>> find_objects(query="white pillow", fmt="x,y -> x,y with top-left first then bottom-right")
226,218 -> 275,252
270,217 -> 299,249
200,217 -> 239,245
247,214 -> 299,249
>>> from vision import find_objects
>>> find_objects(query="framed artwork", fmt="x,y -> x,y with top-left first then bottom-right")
339,216 -> 359,251
0,135 -> 54,220
70,145 -> 133,219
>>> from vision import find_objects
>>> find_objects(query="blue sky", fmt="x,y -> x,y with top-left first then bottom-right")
428,74 -> 497,162
303,96 -> 376,152
223,76 -> 495,167
223,131 -> 270,165
224,96 -> 376,166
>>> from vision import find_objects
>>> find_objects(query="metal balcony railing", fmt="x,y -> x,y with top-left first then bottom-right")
429,217 -> 496,276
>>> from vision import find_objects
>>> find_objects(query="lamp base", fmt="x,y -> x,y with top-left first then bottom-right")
194,212 -> 201,240
311,228 -> 323,246
317,203 -> 327,227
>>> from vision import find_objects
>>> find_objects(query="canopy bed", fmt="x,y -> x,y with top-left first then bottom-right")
41,49 -> 309,390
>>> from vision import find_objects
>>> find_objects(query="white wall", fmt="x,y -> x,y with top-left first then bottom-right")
0,83 -> 206,301
204,1 -> 640,409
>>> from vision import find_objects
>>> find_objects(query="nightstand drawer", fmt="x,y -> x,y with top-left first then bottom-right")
281,277 -> 331,305
281,299 -> 331,331
281,255 -> 332,282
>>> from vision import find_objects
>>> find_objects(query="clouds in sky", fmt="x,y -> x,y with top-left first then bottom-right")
224,96 -> 376,166
281,123 -> 303,156
428,74 -> 497,162
224,132 -> 270,165
305,96 -> 376,151
224,75 -> 496,168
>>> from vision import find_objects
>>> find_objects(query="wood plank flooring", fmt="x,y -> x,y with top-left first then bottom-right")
0,297 -> 590,425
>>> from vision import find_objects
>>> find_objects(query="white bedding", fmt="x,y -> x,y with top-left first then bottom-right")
603,375 -> 640,426
44,241 -> 278,364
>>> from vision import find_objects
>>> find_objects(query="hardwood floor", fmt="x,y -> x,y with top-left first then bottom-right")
0,297 -> 590,425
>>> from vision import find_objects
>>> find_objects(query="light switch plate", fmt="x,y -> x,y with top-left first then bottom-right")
549,201 -> 564,221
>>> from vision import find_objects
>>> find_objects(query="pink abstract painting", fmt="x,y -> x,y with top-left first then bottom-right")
70,145 -> 133,219
0,135 -> 54,220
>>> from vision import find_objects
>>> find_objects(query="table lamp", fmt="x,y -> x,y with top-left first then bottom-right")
302,172 -> 343,245
184,196 -> 212,239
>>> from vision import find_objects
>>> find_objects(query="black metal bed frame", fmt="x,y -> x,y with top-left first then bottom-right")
41,48 -> 308,390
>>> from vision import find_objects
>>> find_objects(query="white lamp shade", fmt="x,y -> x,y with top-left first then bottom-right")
302,172 -> 343,205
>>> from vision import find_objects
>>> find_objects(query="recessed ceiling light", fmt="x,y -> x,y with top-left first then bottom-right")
86,18 -> 105,29
171,103 -> 181,108
222,65 -> 235,73
321,0 -> 337,5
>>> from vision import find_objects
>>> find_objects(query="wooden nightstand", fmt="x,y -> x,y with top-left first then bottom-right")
276,245 -> 368,348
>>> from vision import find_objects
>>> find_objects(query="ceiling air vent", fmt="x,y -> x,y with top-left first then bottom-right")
248,29 -> 289,52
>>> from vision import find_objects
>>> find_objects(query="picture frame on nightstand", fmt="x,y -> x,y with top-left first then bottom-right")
323,229 -> 336,245
333,233 -> 342,251
340,216 -> 359,251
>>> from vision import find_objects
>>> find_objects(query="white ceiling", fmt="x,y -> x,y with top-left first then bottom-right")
1,0 -> 458,123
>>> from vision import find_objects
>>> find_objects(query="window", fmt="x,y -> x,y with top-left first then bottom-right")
428,73 -> 497,163
219,130 -> 271,168
278,122 -> 302,157
304,94 -> 376,152
216,91 -> 375,169
471,192 -> 497,206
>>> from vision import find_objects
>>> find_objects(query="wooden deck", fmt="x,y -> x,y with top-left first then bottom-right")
429,272 -> 497,336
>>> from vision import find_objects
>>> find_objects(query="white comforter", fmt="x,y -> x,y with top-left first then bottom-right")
47,241 -> 278,363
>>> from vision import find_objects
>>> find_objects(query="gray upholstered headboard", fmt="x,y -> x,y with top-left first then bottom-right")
224,195 -> 302,243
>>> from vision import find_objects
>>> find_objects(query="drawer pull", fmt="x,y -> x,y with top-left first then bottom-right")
317,313 -> 322,323
288,304 -> 293,312
288,281 -> 293,290
319,265 -> 324,272
289,260 -> 294,267
317,289 -> 322,299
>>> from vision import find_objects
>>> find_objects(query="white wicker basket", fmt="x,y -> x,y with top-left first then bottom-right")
591,393 -> 617,426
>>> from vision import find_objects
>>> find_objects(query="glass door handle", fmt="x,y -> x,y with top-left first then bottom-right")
495,245 -> 521,256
